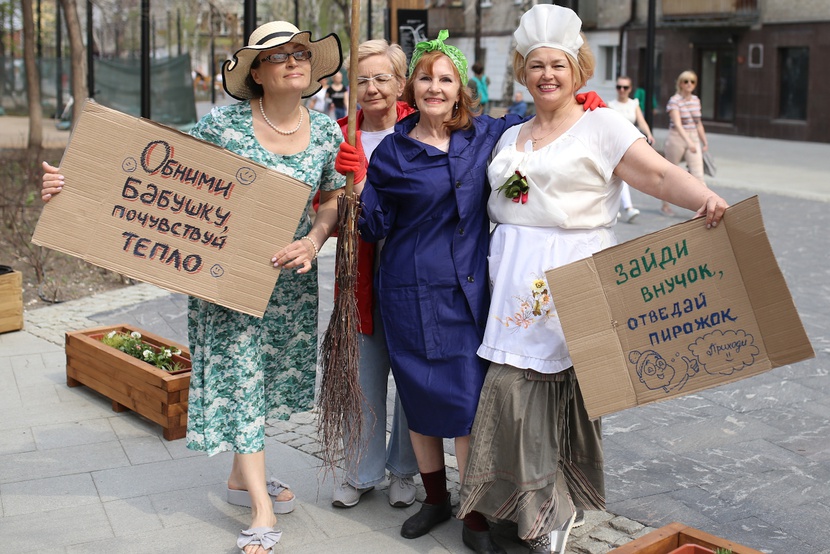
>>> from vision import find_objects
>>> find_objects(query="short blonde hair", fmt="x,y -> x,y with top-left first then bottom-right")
675,70 -> 697,94
513,33 -> 595,91
345,39 -> 408,81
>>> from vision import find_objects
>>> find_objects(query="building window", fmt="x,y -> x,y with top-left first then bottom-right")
602,45 -> 617,82
779,47 -> 808,120
748,44 -> 763,69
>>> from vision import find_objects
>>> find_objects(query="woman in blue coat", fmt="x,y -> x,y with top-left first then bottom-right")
339,31 -> 521,553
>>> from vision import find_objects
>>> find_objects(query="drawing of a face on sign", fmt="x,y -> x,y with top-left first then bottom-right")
210,264 -> 225,278
629,349 -> 699,394
236,167 -> 257,185
122,157 -> 138,172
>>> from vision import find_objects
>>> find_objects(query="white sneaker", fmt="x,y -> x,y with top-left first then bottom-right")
623,207 -> 640,223
550,511 -> 576,554
331,481 -> 374,508
388,475 -> 417,507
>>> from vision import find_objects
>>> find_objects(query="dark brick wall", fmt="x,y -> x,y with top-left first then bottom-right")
624,21 -> 830,143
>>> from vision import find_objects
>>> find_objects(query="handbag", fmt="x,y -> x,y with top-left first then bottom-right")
702,150 -> 717,177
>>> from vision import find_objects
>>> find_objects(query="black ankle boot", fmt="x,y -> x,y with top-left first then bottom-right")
400,493 -> 452,539
462,525 -> 506,554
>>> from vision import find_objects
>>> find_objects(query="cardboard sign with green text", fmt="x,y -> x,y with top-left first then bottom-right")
546,197 -> 814,419
32,101 -> 311,318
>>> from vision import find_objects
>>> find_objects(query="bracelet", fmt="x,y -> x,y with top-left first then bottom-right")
301,235 -> 319,259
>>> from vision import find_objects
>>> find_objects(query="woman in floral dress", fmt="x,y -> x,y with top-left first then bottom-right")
188,21 -> 344,554
41,21 -> 343,554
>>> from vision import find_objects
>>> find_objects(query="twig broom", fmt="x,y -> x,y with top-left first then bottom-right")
316,0 -> 365,472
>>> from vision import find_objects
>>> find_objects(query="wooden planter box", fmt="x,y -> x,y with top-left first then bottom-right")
65,324 -> 191,440
0,269 -> 24,334
610,522 -> 764,554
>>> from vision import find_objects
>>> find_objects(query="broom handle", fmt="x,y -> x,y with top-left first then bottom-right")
345,0 -> 361,197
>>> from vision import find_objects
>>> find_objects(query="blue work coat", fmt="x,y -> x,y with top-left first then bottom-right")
359,111 -> 523,436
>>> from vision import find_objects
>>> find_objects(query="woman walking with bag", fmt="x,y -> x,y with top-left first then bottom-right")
662,70 -> 709,215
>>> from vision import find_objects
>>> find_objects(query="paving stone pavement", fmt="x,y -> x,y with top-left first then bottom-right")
2,116 -> 829,552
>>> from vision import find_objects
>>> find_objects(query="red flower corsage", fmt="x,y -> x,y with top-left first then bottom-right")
496,171 -> 529,204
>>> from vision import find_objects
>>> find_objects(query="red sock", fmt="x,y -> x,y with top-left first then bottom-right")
420,467 -> 447,505
463,510 -> 489,532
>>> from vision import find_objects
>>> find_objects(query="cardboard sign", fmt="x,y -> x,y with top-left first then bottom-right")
32,101 -> 311,318
546,197 -> 814,419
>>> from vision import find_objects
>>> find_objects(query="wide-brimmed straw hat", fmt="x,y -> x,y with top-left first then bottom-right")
222,21 -> 342,100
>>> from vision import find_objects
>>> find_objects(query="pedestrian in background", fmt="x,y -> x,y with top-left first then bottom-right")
329,39 -> 420,511
469,62 -> 491,114
307,80 -> 329,114
457,6 -> 727,554
326,71 -> 349,119
663,69 -> 709,216
608,75 -> 655,223
507,91 -> 528,117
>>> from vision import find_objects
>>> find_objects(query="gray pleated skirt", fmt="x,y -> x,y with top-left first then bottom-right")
458,363 -> 605,540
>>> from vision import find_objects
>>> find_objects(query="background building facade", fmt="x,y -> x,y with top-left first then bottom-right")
421,0 -> 830,142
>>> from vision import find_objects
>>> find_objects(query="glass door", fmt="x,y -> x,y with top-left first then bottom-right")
699,48 -> 736,122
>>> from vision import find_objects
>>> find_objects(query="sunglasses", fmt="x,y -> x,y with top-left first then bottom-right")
683,79 -> 696,84
260,50 -> 312,64
616,85 -> 630,90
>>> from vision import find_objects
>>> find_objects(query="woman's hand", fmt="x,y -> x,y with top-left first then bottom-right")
575,91 -> 606,111
42,161 -> 64,202
687,142 -> 698,154
694,193 -> 728,229
334,140 -> 367,184
271,236 -> 318,274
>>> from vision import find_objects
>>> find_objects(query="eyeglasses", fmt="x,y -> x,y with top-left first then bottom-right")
616,85 -> 630,90
683,79 -> 696,84
356,74 -> 396,88
260,50 -> 312,64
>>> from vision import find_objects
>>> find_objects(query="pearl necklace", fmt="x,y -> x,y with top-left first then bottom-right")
259,97 -> 304,135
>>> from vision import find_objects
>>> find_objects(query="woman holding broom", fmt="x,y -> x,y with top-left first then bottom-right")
43,21 -> 344,554
328,39 -> 420,510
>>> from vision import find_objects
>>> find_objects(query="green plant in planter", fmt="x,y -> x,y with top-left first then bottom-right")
101,330 -> 184,372
714,549 -> 733,554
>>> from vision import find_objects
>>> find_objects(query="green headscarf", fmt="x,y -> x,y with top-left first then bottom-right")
408,29 -> 469,86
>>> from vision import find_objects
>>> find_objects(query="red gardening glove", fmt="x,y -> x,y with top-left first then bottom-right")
576,90 -> 606,111
335,138 -> 367,183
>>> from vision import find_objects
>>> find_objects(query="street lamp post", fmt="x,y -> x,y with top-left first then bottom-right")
141,0 -> 150,118
244,0 -> 256,44
87,0 -> 94,98
644,0 -> 656,129
56,1 -> 63,119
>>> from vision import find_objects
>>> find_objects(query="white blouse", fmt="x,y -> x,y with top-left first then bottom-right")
487,108 -> 643,230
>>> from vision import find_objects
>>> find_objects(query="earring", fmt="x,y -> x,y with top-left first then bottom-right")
454,101 -> 459,111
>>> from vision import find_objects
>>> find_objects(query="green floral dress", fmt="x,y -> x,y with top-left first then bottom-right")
185,102 -> 344,456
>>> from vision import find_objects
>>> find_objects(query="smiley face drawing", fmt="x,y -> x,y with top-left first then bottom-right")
629,349 -> 699,394
121,157 -> 138,172
210,264 -> 225,278
236,167 -> 257,185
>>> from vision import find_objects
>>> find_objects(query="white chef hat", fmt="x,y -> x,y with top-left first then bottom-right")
514,4 -> 583,60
